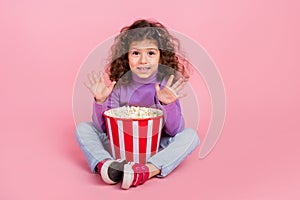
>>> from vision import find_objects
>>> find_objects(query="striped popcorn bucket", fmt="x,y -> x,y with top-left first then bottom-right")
103,107 -> 164,164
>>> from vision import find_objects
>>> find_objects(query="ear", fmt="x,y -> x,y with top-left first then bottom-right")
158,50 -> 162,64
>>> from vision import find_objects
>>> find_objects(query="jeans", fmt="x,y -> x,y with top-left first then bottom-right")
75,122 -> 200,177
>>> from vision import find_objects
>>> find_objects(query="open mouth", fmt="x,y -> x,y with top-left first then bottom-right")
137,66 -> 151,73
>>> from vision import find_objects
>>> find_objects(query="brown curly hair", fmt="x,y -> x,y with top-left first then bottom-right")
106,19 -> 190,83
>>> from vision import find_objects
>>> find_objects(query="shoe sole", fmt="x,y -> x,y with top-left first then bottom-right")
121,163 -> 134,189
101,160 -> 119,184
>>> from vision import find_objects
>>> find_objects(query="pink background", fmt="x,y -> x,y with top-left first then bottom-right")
1,0 -> 300,199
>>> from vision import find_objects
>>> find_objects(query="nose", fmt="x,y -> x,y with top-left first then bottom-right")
139,52 -> 148,64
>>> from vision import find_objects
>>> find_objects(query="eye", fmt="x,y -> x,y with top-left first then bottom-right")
131,50 -> 140,56
148,50 -> 157,56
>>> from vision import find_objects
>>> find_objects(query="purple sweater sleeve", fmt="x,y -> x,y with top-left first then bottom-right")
161,100 -> 185,137
92,100 -> 108,132
92,85 -> 120,132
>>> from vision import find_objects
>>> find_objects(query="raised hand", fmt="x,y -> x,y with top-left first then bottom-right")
155,75 -> 187,105
84,71 -> 116,103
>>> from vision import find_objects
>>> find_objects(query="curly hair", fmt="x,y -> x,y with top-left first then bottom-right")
106,19 -> 190,83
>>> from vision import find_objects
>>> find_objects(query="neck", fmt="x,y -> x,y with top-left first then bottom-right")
132,70 -> 158,84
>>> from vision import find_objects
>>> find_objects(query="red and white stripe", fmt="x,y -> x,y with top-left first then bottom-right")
105,117 -> 163,164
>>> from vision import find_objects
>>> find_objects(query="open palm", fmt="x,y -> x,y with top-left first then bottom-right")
84,71 -> 116,103
155,75 -> 187,105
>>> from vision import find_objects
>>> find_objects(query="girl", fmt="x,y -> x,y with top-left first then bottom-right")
75,19 -> 200,190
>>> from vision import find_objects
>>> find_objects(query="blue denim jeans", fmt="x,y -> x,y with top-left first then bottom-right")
75,122 -> 200,177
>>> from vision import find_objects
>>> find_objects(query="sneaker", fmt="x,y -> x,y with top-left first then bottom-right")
121,162 -> 150,189
100,159 -> 127,184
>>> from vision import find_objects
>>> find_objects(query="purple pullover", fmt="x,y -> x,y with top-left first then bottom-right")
92,70 -> 185,137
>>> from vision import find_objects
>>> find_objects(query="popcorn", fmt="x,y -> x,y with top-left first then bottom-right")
104,106 -> 163,119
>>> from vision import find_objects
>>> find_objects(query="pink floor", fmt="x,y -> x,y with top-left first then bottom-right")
1,1 -> 300,200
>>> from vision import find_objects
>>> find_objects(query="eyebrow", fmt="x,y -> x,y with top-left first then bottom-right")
129,47 -> 159,51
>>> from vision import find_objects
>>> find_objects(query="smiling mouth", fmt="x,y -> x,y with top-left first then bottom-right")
137,66 -> 151,72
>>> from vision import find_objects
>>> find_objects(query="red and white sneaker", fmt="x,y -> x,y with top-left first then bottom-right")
121,162 -> 150,189
99,159 -> 126,184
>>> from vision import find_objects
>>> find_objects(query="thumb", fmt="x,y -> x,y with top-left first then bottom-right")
108,81 -> 116,91
155,84 -> 160,93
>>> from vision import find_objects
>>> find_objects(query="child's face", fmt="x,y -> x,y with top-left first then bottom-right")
128,39 -> 160,79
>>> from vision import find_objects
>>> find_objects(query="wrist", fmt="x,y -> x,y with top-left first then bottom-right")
160,100 -> 177,107
160,101 -> 168,106
160,99 -> 176,106
94,97 -> 106,104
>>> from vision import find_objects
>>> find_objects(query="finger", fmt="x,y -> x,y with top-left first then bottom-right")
165,86 -> 177,96
92,71 -> 99,83
99,71 -> 105,83
166,75 -> 174,87
171,78 -> 183,90
174,81 -> 187,93
88,73 -> 95,88
87,72 -> 95,84
177,93 -> 187,99
84,81 -> 91,89
84,82 -> 95,94
108,81 -> 116,91
155,84 -> 160,93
